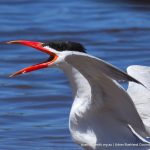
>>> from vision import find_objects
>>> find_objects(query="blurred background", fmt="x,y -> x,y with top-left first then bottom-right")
0,0 -> 150,149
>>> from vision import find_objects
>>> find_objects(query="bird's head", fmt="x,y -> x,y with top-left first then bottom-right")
7,40 -> 86,77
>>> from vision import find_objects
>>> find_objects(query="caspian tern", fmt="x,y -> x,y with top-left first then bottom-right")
7,40 -> 150,150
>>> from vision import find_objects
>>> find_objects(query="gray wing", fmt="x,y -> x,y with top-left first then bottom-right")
127,65 -> 150,128
66,52 -> 141,84
65,52 -> 149,139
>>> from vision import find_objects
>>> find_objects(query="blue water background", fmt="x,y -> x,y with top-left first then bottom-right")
0,0 -> 150,149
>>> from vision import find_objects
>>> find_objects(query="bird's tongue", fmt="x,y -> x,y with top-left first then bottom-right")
7,40 -> 58,77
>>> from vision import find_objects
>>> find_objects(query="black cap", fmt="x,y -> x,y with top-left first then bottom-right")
42,41 -> 86,53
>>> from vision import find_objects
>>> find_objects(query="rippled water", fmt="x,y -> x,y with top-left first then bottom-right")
0,0 -> 150,149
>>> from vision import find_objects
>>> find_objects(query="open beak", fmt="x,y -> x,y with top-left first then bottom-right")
7,40 -> 58,77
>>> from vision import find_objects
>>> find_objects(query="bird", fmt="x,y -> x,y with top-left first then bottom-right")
7,40 -> 150,150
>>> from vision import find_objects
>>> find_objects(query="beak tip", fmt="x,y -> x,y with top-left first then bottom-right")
6,41 -> 12,44
6,41 -> 17,44
6,42 -> 11,44
9,74 -> 15,78
9,72 -> 21,78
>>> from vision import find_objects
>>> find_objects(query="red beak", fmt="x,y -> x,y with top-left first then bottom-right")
7,40 -> 58,77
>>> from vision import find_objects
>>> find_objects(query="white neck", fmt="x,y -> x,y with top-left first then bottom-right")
60,62 -> 92,126
61,62 -> 91,101
60,62 -> 98,147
